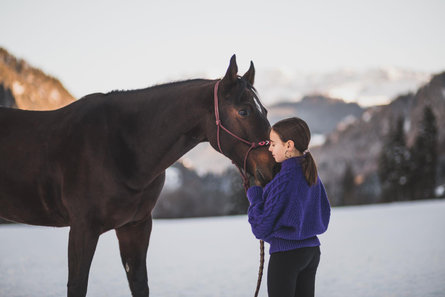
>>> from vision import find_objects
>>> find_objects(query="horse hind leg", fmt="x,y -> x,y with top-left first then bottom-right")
115,218 -> 153,297
116,173 -> 164,296
67,224 -> 100,297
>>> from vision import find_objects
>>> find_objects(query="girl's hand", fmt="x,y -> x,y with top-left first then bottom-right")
254,178 -> 263,187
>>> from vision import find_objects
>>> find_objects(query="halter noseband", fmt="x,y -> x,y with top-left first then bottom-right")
213,80 -> 269,190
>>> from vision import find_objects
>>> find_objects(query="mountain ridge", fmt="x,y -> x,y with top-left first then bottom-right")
0,47 -> 75,110
312,71 -> 445,205
268,94 -> 364,134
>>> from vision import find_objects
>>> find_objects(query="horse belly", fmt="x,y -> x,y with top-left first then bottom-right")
100,172 -> 166,229
0,174 -> 69,227
0,131 -> 69,226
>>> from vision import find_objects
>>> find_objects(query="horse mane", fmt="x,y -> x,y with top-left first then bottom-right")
105,79 -> 210,96
102,77 -> 267,114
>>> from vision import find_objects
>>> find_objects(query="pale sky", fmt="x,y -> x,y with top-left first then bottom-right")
1,0 -> 444,100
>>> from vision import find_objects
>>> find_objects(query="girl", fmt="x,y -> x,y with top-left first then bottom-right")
247,117 -> 331,297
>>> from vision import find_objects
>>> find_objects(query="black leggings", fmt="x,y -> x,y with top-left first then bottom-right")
267,246 -> 321,297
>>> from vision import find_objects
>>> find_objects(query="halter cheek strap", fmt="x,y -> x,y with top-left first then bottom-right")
213,80 -> 269,190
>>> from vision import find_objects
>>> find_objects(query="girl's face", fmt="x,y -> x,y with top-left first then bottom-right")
268,129 -> 288,163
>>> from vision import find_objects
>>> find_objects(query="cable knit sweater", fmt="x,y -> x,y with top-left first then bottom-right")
247,156 -> 331,254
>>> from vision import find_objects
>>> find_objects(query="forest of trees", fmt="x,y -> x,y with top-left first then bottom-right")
152,162 -> 249,219
338,106 -> 440,205
378,106 -> 439,202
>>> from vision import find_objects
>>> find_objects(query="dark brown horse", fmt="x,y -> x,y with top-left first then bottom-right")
0,55 -> 275,297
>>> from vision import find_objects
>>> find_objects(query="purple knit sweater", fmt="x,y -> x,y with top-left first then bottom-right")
247,156 -> 331,254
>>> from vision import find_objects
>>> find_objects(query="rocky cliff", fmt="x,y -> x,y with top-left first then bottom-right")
0,47 -> 75,110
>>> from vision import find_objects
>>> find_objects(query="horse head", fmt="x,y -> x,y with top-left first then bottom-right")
207,55 -> 276,186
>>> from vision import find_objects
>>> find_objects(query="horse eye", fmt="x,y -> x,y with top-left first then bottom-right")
238,109 -> 249,116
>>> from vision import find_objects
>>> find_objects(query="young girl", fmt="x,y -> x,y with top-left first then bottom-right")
247,117 -> 331,297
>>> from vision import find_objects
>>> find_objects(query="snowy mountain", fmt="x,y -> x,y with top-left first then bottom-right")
255,67 -> 431,107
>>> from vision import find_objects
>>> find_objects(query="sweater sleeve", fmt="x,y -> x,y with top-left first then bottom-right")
247,186 -> 263,204
247,176 -> 291,241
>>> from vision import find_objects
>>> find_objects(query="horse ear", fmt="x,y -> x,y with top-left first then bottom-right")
242,61 -> 255,85
221,54 -> 238,86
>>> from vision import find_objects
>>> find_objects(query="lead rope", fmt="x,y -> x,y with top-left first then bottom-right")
213,80 -> 267,297
255,240 -> 265,297
238,172 -> 264,297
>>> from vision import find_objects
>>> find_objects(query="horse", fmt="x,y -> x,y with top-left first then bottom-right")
0,55 -> 275,297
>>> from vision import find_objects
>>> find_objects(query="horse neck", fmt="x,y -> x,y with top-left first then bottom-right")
109,79 -> 215,182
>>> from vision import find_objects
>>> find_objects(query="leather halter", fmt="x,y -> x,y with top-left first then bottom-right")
213,80 -> 269,189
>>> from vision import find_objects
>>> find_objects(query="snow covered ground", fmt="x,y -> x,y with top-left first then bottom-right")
1,199 -> 444,297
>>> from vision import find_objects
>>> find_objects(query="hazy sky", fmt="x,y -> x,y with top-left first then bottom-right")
1,0 -> 444,100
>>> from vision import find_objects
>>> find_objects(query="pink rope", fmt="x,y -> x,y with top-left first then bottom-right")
213,80 -> 268,297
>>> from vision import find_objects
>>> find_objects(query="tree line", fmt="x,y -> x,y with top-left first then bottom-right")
152,162 -> 249,218
340,106 -> 441,205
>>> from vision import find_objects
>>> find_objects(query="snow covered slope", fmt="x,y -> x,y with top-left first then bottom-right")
0,200 -> 444,297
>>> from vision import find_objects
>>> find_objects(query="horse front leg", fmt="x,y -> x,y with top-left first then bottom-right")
67,225 -> 100,297
116,218 -> 153,297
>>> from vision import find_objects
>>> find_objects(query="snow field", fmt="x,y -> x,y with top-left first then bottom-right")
0,199 -> 444,297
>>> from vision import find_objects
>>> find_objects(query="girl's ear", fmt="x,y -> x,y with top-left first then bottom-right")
286,140 -> 295,150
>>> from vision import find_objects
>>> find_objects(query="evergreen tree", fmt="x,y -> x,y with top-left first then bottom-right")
224,168 -> 249,215
378,116 -> 410,202
341,163 -> 356,205
408,106 -> 438,200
